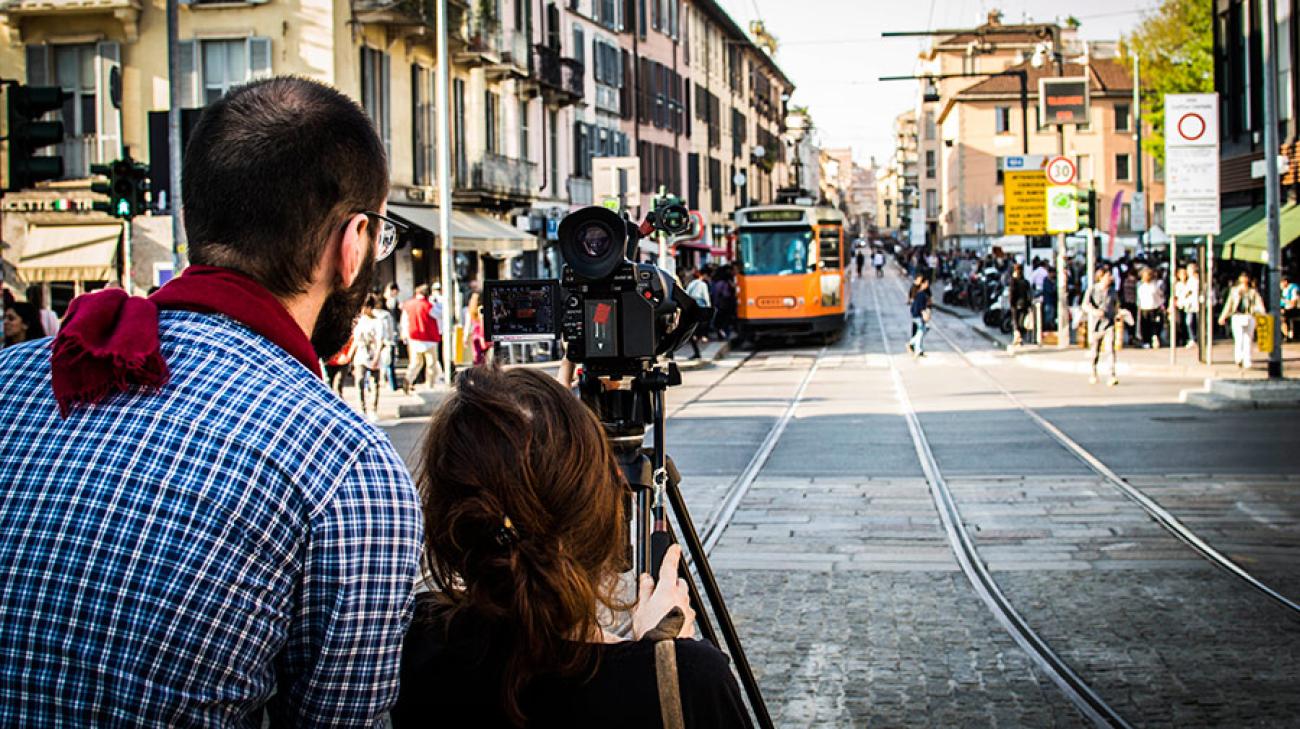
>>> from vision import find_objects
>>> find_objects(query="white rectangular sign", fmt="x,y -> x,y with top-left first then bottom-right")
1166,198 -> 1220,236
1046,185 -> 1079,233
592,156 -> 642,210
1130,191 -> 1147,232
1164,93 -> 1220,235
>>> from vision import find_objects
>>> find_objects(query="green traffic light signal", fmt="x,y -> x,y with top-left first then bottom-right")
89,157 -> 149,219
3,82 -> 71,191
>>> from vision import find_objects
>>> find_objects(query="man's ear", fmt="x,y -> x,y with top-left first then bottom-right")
338,212 -> 370,286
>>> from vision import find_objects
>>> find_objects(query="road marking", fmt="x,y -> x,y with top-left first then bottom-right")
868,274 -> 1132,729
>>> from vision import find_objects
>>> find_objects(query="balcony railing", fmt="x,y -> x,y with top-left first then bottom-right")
533,45 -> 584,103
469,153 -> 537,199
567,176 -> 593,205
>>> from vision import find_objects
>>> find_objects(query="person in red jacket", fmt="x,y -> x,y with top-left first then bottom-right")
401,284 -> 441,392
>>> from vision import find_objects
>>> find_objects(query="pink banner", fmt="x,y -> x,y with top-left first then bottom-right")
1106,190 -> 1125,259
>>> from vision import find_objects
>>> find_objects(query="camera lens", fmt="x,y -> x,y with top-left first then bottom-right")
576,222 -> 614,259
558,206 -> 630,281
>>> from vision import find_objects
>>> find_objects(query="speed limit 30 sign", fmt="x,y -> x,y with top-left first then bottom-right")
1045,156 -> 1077,186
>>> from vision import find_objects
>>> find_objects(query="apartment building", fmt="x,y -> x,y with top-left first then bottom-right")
1,0 -> 793,309
1214,0 -> 1300,269
936,56 -> 1163,253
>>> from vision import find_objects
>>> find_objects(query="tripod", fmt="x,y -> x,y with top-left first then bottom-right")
579,364 -> 774,729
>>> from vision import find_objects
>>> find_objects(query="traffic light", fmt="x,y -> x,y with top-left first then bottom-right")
1076,186 -> 1097,231
2,81 -> 71,191
91,156 -> 150,219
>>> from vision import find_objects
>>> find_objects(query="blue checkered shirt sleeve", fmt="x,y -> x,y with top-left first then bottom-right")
266,438 -> 424,726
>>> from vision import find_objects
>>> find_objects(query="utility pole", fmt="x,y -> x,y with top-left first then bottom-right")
1263,0 -> 1285,379
167,0 -> 185,275
436,0 -> 455,384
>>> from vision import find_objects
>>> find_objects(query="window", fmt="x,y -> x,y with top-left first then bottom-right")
995,106 -> 1011,134
923,111 -> 936,141
518,98 -> 530,159
360,46 -> 391,163
925,189 -> 938,218
574,122 -> 590,177
1120,203 -> 1132,230
549,109 -> 559,190
925,150 -> 936,179
997,205 -> 1005,233
1114,103 -> 1131,132
412,65 -> 434,186
1075,154 -> 1092,182
738,228 -> 813,275
573,25 -> 585,67
485,91 -> 502,154
29,42 -> 122,177
1115,153 -> 1131,181
453,78 -> 467,185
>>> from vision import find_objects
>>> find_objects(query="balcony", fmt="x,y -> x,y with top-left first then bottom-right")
1,0 -> 141,40
533,45 -> 583,106
350,0 -> 465,40
457,152 -> 537,204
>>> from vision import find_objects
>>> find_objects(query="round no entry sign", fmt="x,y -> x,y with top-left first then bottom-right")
1045,156 -> 1076,186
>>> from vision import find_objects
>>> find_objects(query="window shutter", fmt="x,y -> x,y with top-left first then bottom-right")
25,45 -> 50,86
179,40 -> 199,107
248,37 -> 272,79
381,51 -> 391,159
95,41 -> 121,164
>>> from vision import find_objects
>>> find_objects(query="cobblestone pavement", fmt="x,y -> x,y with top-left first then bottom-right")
379,269 -> 1300,727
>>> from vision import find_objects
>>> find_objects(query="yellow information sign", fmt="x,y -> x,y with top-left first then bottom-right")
1005,170 -> 1047,235
1255,314 -> 1275,355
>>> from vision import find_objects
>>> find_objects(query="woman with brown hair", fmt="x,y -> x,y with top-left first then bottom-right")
393,365 -> 750,728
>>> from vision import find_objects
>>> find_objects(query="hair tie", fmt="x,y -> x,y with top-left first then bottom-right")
493,516 -> 520,549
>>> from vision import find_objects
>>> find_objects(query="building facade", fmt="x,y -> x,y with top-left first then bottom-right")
1,0 -> 796,315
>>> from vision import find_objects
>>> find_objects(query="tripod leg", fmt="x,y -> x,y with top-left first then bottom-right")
666,476 -> 775,729
665,520 -> 720,649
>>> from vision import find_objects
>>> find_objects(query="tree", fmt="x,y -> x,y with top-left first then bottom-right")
1122,0 -> 1214,165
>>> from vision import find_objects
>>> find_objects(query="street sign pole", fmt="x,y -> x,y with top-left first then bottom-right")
1056,129 -> 1068,348
1169,234 -> 1176,365
1205,234 -> 1215,364
1262,0 -> 1284,379
166,0 -> 185,275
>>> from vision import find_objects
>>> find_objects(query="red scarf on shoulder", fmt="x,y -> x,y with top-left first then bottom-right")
50,265 -> 322,416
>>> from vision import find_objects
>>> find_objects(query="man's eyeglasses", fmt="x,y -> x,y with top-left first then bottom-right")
354,211 -> 409,262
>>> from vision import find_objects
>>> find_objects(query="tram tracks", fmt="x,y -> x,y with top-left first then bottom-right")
906,278 -> 1300,617
867,278 -> 1132,729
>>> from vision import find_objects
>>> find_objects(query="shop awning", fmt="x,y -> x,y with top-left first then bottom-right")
18,224 -> 120,282
389,204 -> 538,254
1216,203 -> 1300,263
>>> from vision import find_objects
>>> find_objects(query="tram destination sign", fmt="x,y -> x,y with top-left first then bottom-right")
1039,77 -> 1091,126
743,209 -> 806,223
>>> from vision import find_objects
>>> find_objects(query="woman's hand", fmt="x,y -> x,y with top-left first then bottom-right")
632,544 -> 696,640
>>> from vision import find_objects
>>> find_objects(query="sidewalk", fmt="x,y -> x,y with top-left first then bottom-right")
933,289 -> 1300,381
347,338 -> 731,424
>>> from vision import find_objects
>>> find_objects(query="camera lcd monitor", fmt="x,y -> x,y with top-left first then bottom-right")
483,280 -> 561,343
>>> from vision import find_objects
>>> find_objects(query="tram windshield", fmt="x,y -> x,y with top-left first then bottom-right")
738,227 -> 814,275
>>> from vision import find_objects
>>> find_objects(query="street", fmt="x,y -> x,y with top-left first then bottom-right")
387,269 -> 1300,727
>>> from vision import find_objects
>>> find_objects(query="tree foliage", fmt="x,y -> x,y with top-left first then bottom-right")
1122,0 -> 1214,165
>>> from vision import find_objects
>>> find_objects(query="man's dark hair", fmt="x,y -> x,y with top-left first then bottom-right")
183,76 -> 388,297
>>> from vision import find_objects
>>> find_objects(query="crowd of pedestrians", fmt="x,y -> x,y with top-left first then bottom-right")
0,77 -> 743,728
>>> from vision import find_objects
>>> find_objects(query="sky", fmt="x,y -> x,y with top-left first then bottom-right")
711,0 -> 1160,169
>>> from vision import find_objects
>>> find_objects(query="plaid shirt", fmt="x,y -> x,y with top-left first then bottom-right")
0,311 -> 423,727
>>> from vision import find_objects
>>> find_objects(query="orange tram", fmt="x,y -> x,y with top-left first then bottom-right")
732,204 -> 846,342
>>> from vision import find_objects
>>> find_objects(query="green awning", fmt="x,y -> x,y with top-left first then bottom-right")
1217,203 -> 1300,263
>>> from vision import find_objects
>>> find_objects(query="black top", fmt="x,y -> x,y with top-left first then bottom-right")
1009,278 -> 1032,311
393,595 -> 753,729
910,288 -> 931,318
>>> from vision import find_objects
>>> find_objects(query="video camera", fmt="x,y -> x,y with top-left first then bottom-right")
483,201 -> 708,377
